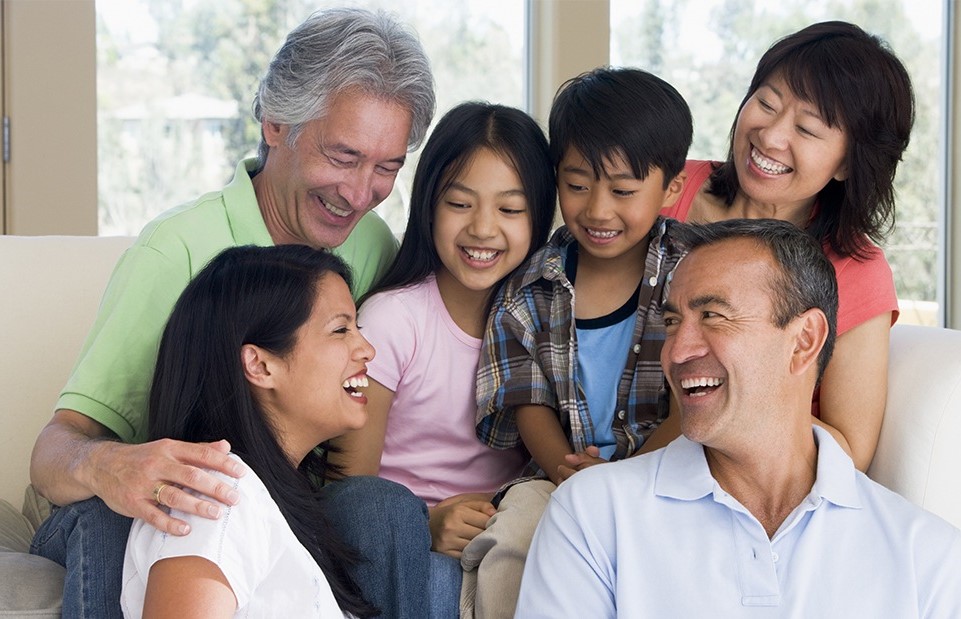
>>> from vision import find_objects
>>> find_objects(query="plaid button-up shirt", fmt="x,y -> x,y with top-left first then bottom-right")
475,218 -> 686,465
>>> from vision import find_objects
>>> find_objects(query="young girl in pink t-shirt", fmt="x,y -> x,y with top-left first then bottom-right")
329,102 -> 555,559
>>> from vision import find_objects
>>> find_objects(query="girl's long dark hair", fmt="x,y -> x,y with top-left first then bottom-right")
362,101 -> 556,305
148,244 -> 377,618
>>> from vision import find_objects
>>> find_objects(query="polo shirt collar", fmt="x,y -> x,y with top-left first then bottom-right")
222,158 -> 274,247
653,425 -> 863,510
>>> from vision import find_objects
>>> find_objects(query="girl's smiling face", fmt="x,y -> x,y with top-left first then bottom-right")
432,147 -> 533,300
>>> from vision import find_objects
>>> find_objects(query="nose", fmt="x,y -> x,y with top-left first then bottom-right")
339,166 -> 377,211
584,190 -> 611,223
756,114 -> 791,151
354,331 -> 376,363
663,318 -> 708,366
467,204 -> 497,240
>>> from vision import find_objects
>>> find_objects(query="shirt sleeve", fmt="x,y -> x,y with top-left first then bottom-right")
125,466 -> 272,611
57,242 -> 192,443
475,290 -> 557,449
357,290 -> 416,392
515,485 -> 616,618
831,245 -> 899,336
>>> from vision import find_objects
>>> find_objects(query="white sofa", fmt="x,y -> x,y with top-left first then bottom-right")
1,234 -> 961,614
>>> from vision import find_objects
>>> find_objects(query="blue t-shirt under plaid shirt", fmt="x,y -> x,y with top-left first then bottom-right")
474,217 -> 686,461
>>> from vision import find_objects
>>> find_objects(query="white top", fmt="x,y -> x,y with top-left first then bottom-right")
517,426 -> 961,618
121,454 -> 347,618
359,276 -> 526,506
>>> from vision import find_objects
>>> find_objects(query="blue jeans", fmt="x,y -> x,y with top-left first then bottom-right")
31,477 -> 459,618
30,497 -> 130,619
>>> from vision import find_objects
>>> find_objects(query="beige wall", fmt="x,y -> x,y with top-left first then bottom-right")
2,0 -> 97,235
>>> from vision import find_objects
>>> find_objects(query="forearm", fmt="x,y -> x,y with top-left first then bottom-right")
30,409 -> 117,505
516,405 -> 572,485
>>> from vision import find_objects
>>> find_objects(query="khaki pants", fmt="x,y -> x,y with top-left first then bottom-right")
459,480 -> 555,619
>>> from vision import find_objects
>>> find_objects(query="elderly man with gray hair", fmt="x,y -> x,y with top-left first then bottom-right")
29,8 -> 441,618
516,219 -> 961,618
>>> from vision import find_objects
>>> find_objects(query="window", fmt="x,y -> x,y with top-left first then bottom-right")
96,0 -> 526,236
610,0 -> 945,326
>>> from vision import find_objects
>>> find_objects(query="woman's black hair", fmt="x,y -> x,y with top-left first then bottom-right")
148,244 -> 377,618
708,20 -> 915,258
362,101 -> 556,305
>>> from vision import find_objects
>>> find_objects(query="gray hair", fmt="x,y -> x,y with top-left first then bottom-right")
672,219 -> 839,381
253,7 -> 435,165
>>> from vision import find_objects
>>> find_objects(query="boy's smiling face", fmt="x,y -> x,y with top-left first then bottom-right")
557,147 -> 683,264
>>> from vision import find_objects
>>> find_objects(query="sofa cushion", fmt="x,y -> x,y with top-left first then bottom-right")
0,499 -> 63,617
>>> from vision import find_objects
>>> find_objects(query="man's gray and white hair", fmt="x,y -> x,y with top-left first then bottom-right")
672,218 -> 839,381
253,7 -> 435,165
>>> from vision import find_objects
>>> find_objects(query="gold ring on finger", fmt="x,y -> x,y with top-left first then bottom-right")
152,482 -> 170,506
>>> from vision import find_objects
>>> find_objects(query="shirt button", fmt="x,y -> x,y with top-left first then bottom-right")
632,344 -> 641,354
772,552 -> 779,562
617,410 -> 626,420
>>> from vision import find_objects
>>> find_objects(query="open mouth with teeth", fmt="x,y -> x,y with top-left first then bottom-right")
679,377 -> 724,397
586,228 -> 620,240
462,247 -> 502,263
318,195 -> 352,219
750,146 -> 793,175
342,374 -> 369,398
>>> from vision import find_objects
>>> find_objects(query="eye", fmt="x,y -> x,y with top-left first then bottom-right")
500,205 -> 527,215
565,183 -> 588,192
757,97 -> 774,112
446,201 -> 470,209
797,125 -> 817,137
329,156 -> 355,167
613,188 -> 637,197
701,310 -> 724,321
376,164 -> 402,176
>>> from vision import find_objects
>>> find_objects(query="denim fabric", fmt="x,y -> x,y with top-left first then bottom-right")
429,550 -> 462,619
30,497 -> 130,619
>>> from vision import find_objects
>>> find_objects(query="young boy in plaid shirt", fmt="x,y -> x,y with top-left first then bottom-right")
460,67 -> 693,618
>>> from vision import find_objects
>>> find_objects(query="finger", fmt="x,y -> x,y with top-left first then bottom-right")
165,465 -> 241,513
156,483 -> 227,521
584,445 -> 601,457
139,502 -> 191,537
557,465 -> 577,481
178,441 -> 246,479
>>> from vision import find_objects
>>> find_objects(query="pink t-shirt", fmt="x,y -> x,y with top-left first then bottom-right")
358,276 -> 527,506
664,160 -> 899,337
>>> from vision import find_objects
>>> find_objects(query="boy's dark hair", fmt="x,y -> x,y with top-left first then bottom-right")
363,101 -> 556,305
708,21 -> 914,258
148,244 -> 376,618
548,67 -> 693,187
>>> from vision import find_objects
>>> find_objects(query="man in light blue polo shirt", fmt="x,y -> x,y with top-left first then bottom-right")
517,220 -> 961,618
28,8 -> 445,618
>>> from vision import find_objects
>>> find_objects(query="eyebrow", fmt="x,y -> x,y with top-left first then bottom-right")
561,163 -> 638,182
663,294 -> 736,315
448,180 -> 526,198
326,142 -> 407,166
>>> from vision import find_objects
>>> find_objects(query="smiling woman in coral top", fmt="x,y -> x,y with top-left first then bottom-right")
660,21 -> 913,472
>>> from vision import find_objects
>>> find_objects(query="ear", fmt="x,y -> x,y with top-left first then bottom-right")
241,344 -> 278,389
789,308 -> 829,377
661,170 -> 688,209
261,119 -> 286,149
833,163 -> 848,182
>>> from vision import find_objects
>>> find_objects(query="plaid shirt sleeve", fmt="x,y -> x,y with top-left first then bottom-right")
475,286 -> 558,450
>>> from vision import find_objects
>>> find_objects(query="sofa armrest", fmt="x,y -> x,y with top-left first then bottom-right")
868,324 -> 961,528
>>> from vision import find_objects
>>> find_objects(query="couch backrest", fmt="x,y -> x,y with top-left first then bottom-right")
0,235 -> 134,506
868,323 -> 961,528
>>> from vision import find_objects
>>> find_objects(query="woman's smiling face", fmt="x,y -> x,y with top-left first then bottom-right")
732,72 -> 848,213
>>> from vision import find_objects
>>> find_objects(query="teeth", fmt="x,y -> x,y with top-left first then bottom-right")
323,200 -> 352,218
586,228 -> 619,239
464,248 -> 499,262
680,377 -> 723,390
750,147 -> 792,175
342,375 -> 369,390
